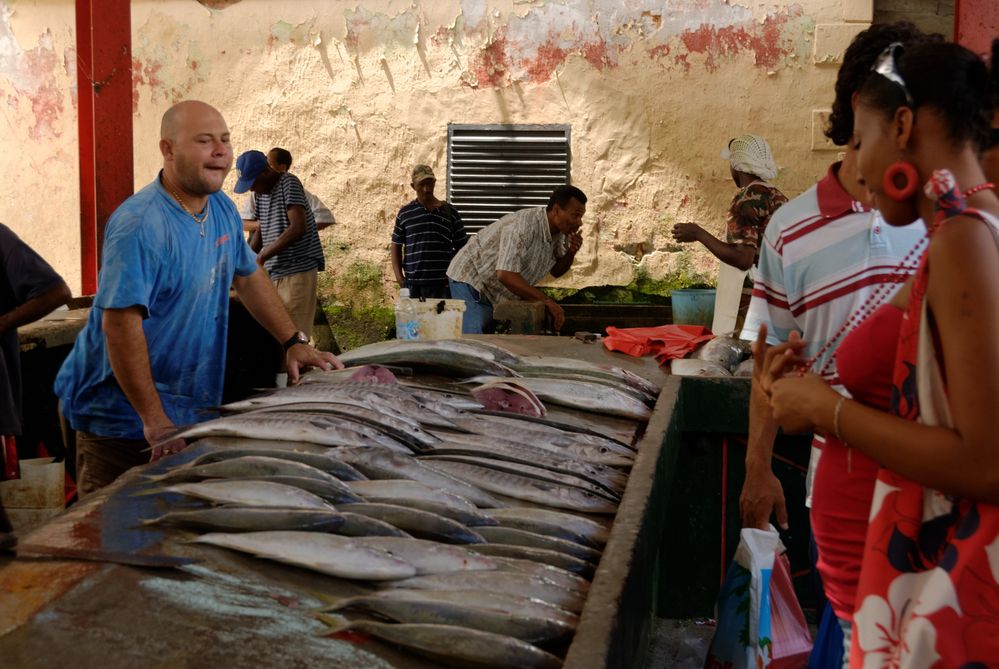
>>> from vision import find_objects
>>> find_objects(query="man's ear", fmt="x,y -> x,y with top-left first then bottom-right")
159,138 -> 173,160
894,106 -> 914,151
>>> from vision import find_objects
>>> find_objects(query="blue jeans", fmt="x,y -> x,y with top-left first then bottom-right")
448,279 -> 493,334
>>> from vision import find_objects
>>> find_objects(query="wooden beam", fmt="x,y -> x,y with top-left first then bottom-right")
75,0 -> 133,294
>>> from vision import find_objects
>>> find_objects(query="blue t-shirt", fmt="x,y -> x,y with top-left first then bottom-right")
54,174 -> 258,439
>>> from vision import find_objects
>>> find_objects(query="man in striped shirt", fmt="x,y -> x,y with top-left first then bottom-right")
234,149 -> 325,339
391,165 -> 467,299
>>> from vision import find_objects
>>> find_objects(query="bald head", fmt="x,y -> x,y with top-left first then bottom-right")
160,100 -> 224,142
159,100 -> 233,199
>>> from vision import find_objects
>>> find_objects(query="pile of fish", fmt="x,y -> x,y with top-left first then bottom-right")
671,335 -> 753,377
142,338 -> 659,668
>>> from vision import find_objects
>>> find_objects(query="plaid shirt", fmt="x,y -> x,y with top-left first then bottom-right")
726,181 -> 788,251
447,206 -> 566,304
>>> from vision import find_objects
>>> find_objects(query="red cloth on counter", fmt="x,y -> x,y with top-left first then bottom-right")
602,324 -> 713,362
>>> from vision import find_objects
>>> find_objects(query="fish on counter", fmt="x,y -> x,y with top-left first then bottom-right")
337,339 -> 521,378
324,589 -> 577,644
482,507 -> 609,548
143,507 -> 347,534
184,445 -> 368,481
338,503 -> 486,544
148,455 -> 350,486
329,621 -> 563,669
473,525 -> 602,564
349,537 -> 495,575
193,530 -> 417,581
381,570 -> 587,614
469,543 -> 593,578
466,375 -> 652,420
161,480 -> 336,511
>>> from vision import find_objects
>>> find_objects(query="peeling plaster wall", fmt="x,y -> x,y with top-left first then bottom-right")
0,0 -> 871,297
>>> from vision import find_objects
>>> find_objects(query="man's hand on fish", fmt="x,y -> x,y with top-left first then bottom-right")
286,344 -> 343,384
146,423 -> 188,462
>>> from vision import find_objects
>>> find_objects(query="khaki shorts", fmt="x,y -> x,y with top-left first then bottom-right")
76,431 -> 149,498
273,269 -> 318,338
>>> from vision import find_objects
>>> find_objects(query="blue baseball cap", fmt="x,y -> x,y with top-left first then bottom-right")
233,150 -> 268,193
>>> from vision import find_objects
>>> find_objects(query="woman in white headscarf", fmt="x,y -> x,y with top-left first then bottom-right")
672,134 -> 787,271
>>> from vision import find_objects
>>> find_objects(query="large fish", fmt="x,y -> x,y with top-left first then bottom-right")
325,589 -> 576,643
162,480 -> 335,511
692,335 -> 752,372
421,459 -> 619,514
142,507 -> 345,533
193,531 -> 416,580
185,446 -> 367,481
338,503 -> 485,544
511,355 -> 661,397
167,412 -> 411,452
420,454 -> 620,504
347,480 -> 479,513
338,339 -> 521,378
470,543 -> 593,577
486,556 -> 591,593
350,537 -> 495,575
474,525 -> 602,563
466,375 -> 651,420
425,434 -> 627,496
252,475 -> 364,505
331,621 -> 563,669
450,413 -> 636,466
383,570 -> 586,613
149,455 -> 347,486
336,512 -> 411,538
294,380 -> 469,428
483,507 -> 609,548
334,446 -> 502,508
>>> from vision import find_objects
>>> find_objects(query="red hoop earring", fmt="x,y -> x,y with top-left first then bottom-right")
883,161 -> 919,201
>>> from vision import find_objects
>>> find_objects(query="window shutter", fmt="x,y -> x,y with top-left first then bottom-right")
447,124 -> 572,233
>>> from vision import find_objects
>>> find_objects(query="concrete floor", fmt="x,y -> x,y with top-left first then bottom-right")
644,618 -> 715,669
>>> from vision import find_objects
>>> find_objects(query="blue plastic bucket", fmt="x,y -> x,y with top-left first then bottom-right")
671,288 -> 716,327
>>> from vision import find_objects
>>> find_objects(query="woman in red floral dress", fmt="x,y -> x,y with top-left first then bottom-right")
760,41 -> 999,667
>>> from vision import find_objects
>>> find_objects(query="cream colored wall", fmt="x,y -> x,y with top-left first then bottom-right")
0,0 -> 873,297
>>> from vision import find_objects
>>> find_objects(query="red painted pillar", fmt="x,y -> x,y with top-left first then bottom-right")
955,0 -> 999,58
75,0 -> 133,294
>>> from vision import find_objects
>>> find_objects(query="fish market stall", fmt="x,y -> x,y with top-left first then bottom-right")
0,336 -> 686,669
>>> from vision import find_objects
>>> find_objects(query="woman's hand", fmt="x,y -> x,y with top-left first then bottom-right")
769,374 -> 839,434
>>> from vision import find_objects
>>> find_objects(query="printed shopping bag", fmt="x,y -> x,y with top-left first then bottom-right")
704,527 -> 810,669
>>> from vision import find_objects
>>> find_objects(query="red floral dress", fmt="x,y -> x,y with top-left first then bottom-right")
850,179 -> 999,668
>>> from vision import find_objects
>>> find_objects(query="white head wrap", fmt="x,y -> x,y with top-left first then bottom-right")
721,134 -> 778,182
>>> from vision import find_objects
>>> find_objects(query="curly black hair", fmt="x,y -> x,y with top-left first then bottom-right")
858,41 -> 994,150
825,22 -> 942,146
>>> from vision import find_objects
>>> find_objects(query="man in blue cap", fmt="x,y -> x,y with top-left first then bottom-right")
234,150 -> 325,343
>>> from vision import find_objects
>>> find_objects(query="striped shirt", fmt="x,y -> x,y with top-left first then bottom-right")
739,162 -> 925,506
240,188 -> 334,226
252,172 -> 325,280
447,206 -> 567,305
391,199 -> 466,286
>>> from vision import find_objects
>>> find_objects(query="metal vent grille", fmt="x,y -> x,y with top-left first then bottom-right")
447,124 -> 571,233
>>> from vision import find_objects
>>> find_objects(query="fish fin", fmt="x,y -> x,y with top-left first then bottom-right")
313,611 -> 350,630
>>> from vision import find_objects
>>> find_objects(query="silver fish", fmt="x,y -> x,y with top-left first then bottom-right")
466,375 -> 651,420
347,480 -> 479,513
383,570 -> 586,613
150,455 -> 346,486
336,512 -> 411,538
333,621 -> 563,669
512,355 -> 661,397
325,589 -> 576,643
186,447 -> 367,481
421,454 -> 620,504
693,335 -> 752,371
338,339 -> 522,377
421,459 -> 619,514
252,475 -> 363,505
470,543 -> 593,577
169,412 -> 410,452
339,503 -> 485,544
194,531 -> 416,580
248,402 -> 438,450
483,507 -> 609,548
487,556 -> 591,593
162,480 -> 335,511
334,446 -> 503,508
142,507 -> 345,533
350,537 -> 495,575
475,525 -> 602,563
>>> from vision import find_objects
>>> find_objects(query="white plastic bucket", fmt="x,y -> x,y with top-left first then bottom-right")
0,457 -> 65,531
395,298 -> 466,340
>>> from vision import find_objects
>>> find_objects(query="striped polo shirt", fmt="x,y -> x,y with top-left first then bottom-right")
253,172 -> 325,280
391,199 -> 467,287
740,162 -> 925,505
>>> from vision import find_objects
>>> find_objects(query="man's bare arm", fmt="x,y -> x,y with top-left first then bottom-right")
0,280 -> 72,334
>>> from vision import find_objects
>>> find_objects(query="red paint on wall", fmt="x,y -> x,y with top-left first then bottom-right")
22,47 -> 63,140
524,39 -> 567,83
471,33 -> 511,88
581,39 -> 610,71
677,10 -> 796,72
956,0 -> 999,57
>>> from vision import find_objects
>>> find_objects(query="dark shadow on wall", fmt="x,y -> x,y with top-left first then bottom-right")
874,0 -> 955,38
